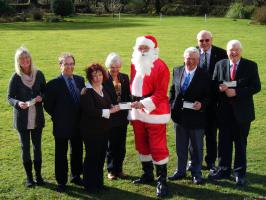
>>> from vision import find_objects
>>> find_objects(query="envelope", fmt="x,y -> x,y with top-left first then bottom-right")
223,81 -> 237,87
119,102 -> 131,110
183,101 -> 194,110
26,99 -> 36,107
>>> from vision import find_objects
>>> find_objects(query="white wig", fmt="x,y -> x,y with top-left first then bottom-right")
105,52 -> 122,68
14,46 -> 35,76
183,47 -> 200,58
226,40 -> 242,51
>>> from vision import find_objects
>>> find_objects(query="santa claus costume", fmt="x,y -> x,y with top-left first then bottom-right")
130,35 -> 170,197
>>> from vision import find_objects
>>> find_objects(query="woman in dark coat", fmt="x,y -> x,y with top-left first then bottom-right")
80,63 -> 120,192
103,52 -> 131,180
7,46 -> 46,187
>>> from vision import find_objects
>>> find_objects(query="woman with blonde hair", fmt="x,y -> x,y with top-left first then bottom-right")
7,46 -> 46,187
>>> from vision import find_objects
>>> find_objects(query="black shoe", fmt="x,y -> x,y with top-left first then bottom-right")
192,176 -> 203,184
235,176 -> 245,186
56,184 -> 66,192
25,179 -> 35,188
36,177 -> 45,186
133,175 -> 154,184
71,177 -> 84,186
207,163 -> 216,171
208,168 -> 230,180
168,172 -> 186,181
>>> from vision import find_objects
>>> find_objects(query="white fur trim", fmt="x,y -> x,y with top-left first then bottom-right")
153,157 -> 169,165
140,97 -> 156,113
136,36 -> 155,49
139,154 -> 152,162
129,109 -> 170,124
131,72 -> 143,96
102,109 -> 110,119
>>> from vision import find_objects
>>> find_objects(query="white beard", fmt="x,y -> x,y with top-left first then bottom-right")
131,48 -> 158,77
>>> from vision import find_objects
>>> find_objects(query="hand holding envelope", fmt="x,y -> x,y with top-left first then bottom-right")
183,101 -> 202,110
119,102 -> 132,110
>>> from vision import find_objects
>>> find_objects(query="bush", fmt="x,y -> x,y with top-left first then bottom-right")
226,2 -> 255,19
252,5 -> 266,24
51,0 -> 74,17
124,0 -> 145,14
30,8 -> 44,21
0,0 -> 15,17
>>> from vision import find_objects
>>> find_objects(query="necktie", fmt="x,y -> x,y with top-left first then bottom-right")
181,73 -> 190,94
67,77 -> 79,103
202,52 -> 207,69
230,63 -> 237,80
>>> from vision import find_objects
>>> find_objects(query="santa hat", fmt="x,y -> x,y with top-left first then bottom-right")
135,35 -> 158,49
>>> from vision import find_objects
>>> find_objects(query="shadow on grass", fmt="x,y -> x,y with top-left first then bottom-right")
0,18 -> 149,31
41,181 -> 157,200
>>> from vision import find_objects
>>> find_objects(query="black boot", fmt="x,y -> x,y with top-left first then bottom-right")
23,160 -> 35,187
34,160 -> 45,186
155,164 -> 168,198
133,161 -> 154,184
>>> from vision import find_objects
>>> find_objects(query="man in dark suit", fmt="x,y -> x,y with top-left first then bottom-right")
168,47 -> 210,184
209,40 -> 261,186
44,53 -> 85,192
196,30 -> 227,171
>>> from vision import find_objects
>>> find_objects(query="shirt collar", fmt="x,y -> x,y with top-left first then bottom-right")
62,73 -> 73,80
185,66 -> 197,75
200,47 -> 212,55
229,59 -> 241,66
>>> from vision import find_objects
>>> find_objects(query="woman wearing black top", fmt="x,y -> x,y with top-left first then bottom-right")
7,46 -> 46,187
80,63 -> 120,192
103,52 -> 131,180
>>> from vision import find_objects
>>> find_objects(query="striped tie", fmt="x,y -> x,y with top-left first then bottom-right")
181,73 -> 190,94
67,77 -> 79,104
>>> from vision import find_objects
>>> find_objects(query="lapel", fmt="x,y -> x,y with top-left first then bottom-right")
225,60 -> 231,81
235,58 -> 243,80
209,47 -> 216,71
175,66 -> 184,93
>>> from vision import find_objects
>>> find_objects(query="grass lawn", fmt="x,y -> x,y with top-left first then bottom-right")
0,14 -> 265,199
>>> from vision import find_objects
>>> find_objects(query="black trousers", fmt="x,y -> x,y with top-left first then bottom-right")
54,136 -> 83,185
18,128 -> 43,163
83,132 -> 108,189
204,112 -> 218,166
218,106 -> 250,177
106,125 -> 127,175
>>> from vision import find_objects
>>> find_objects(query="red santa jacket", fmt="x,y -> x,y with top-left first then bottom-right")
130,58 -> 170,124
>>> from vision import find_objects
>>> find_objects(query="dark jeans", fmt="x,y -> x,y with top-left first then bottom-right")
218,110 -> 250,177
54,137 -> 83,185
18,128 -> 42,163
106,125 -> 127,175
83,132 -> 108,189
174,123 -> 204,177
205,113 -> 218,166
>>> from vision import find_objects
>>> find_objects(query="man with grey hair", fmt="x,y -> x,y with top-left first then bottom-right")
196,30 -> 227,171
44,53 -> 85,192
169,47 -> 210,184
209,40 -> 261,186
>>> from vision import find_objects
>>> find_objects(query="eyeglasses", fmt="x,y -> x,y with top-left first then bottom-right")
63,62 -> 74,67
199,39 -> 210,43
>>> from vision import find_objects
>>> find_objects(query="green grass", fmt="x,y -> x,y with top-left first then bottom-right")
0,15 -> 265,199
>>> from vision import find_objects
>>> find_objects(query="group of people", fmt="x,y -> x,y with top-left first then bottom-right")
7,30 -> 261,198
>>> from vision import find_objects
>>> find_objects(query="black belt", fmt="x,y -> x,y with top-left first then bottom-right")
132,94 -> 152,101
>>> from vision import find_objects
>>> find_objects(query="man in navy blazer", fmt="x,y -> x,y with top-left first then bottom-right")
209,40 -> 261,186
44,53 -> 85,192
168,47 -> 210,184
196,30 -> 227,171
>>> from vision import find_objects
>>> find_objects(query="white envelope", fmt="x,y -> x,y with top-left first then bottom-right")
223,81 -> 237,87
26,99 -> 36,107
183,101 -> 195,110
119,102 -> 132,110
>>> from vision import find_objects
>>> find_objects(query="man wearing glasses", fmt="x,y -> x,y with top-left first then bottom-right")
44,53 -> 85,192
194,30 -> 227,172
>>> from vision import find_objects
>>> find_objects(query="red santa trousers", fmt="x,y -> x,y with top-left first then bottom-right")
132,120 -> 169,165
